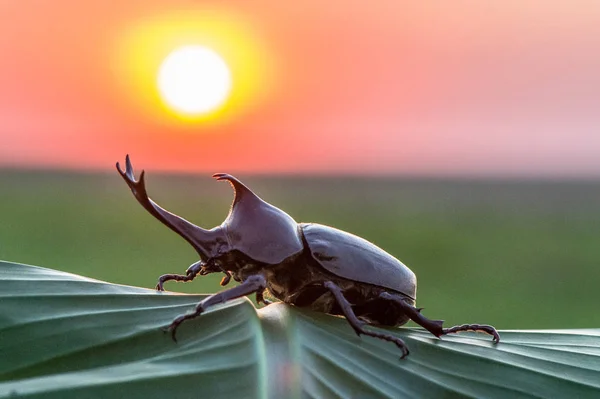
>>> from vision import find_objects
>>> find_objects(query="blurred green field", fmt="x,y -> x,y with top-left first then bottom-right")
1,169 -> 599,329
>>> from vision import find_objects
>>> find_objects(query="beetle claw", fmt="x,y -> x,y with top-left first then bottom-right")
399,348 -> 410,360
160,324 -> 177,342
165,314 -> 192,343
351,320 -> 367,337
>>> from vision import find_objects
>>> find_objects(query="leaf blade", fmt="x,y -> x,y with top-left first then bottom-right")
1,261 -> 600,399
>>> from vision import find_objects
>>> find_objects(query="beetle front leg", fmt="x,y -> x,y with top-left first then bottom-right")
324,281 -> 410,359
155,261 -> 204,291
166,274 -> 267,341
379,292 -> 500,343
156,273 -> 196,291
156,261 -> 233,291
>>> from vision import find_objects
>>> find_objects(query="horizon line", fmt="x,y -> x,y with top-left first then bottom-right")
1,164 -> 599,183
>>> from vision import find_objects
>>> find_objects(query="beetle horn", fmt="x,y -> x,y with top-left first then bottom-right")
212,173 -> 261,207
117,155 -> 221,261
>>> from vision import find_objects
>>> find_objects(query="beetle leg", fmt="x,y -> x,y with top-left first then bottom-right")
155,261 -> 204,291
324,281 -> 410,359
379,292 -> 500,343
441,323 -> 500,342
256,289 -> 273,306
166,274 -> 267,342
156,273 -> 196,291
379,292 -> 444,336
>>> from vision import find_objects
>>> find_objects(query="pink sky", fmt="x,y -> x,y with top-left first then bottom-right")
0,1 -> 599,177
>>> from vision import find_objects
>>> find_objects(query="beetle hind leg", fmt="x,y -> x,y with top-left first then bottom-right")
324,281 -> 410,359
379,292 -> 500,343
442,324 -> 500,342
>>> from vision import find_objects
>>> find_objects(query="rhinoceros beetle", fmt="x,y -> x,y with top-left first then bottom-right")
117,155 -> 499,358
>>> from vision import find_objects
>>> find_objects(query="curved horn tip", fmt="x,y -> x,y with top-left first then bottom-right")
212,173 -> 256,202
212,173 -> 235,181
212,174 -> 247,188
212,173 -> 248,189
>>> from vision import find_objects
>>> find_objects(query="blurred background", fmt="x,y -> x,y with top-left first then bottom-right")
0,1 -> 599,329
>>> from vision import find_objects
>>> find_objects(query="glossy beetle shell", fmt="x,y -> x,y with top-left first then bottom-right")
301,223 -> 416,299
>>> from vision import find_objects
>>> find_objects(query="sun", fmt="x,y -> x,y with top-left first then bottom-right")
157,45 -> 232,116
114,10 -> 276,126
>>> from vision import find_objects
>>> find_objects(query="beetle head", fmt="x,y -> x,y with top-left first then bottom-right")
188,225 -> 230,262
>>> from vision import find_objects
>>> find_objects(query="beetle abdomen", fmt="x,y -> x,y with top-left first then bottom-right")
300,223 -> 417,300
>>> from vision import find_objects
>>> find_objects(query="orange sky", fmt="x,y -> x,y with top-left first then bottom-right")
1,1 -> 599,176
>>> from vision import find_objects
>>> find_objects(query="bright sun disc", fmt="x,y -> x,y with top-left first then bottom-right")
157,46 -> 232,115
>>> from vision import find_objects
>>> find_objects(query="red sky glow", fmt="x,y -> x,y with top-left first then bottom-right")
1,1 -> 599,177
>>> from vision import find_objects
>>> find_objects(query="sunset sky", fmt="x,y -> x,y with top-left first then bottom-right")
0,1 -> 599,177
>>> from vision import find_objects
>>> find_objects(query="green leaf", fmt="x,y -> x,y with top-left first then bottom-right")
1,261 -> 599,399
